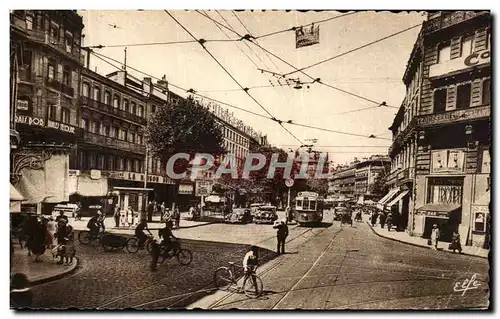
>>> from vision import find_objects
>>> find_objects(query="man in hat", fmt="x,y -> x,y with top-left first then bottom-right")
273,220 -> 289,254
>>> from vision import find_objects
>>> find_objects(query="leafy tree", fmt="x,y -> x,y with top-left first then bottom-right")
370,168 -> 390,199
146,97 -> 225,176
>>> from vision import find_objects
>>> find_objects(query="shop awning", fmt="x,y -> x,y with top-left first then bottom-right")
378,188 -> 398,205
417,203 -> 461,212
205,195 -> 225,203
70,175 -> 108,197
386,190 -> 410,208
10,183 -> 25,201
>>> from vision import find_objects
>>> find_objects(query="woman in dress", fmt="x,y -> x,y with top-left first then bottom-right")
46,216 -> 57,249
431,224 -> 440,250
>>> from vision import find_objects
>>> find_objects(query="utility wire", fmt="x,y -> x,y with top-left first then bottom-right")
255,11 -> 358,40
164,10 -> 304,145
196,11 -> 399,109
83,38 -> 241,49
90,45 -> 391,141
231,10 -> 283,74
283,23 -> 423,76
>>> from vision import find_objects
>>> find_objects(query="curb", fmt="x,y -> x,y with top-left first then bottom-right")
29,257 -> 79,287
366,222 -> 488,260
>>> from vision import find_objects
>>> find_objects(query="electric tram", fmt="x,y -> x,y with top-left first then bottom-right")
293,191 -> 324,226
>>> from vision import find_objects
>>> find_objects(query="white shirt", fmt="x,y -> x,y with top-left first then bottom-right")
243,251 -> 257,270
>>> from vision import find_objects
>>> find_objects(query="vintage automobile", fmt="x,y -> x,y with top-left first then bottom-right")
254,206 -> 278,224
249,203 -> 265,216
52,203 -> 79,218
225,208 -> 253,224
333,206 -> 350,221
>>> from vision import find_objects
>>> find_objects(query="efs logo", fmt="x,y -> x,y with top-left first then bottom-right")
464,50 -> 490,67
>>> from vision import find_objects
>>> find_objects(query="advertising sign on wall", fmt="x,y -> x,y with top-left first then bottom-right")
431,149 -> 465,174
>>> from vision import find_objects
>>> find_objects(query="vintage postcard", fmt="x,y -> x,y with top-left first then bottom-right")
9,9 -> 491,310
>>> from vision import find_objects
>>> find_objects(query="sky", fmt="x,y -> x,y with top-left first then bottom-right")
79,10 -> 427,165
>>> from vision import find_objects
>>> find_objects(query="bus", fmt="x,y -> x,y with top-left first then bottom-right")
294,191 -> 324,226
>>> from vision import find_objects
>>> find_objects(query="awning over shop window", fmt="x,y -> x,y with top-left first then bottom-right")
378,188 -> 399,205
386,190 -> 410,208
417,203 -> 461,213
10,183 -> 25,201
69,175 -> 108,197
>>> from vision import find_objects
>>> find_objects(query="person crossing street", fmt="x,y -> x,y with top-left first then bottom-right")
273,221 -> 289,254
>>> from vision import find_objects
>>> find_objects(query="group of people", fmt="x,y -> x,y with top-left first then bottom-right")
18,211 -> 76,266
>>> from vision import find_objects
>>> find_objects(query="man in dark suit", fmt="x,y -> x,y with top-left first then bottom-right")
274,221 -> 289,254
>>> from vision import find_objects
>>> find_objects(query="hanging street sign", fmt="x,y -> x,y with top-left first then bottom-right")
296,24 -> 320,49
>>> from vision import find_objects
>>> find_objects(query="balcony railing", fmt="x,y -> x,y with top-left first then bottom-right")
398,167 -> 415,183
21,30 -> 81,63
80,96 -> 147,125
45,77 -> 62,91
424,11 -> 488,34
83,131 -> 146,155
61,84 -> 74,97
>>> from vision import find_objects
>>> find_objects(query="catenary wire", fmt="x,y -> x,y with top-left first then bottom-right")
165,10 -> 304,145
90,48 -> 390,141
196,11 -> 400,109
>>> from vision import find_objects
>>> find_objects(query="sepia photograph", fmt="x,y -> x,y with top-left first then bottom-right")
8,7 -> 491,311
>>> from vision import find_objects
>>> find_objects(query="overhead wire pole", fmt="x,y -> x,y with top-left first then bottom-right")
164,10 -> 303,145
195,11 -> 401,109
90,46 -> 391,141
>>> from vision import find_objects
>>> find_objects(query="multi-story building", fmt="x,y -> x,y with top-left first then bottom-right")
387,11 -> 491,248
354,155 -> 390,204
10,10 -> 85,214
330,164 -> 357,199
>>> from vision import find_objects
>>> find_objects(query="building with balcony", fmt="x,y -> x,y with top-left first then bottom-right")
10,10 -> 85,214
354,155 -> 390,204
386,11 -> 491,248
330,163 -> 357,199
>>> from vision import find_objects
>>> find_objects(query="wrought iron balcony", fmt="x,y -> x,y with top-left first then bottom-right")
424,11 -> 489,34
79,96 -> 147,125
83,131 -> 146,155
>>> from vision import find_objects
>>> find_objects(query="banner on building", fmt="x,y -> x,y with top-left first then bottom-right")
178,184 -> 194,195
296,24 -> 320,49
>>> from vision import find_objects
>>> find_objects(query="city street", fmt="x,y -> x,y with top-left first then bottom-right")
193,221 -> 490,310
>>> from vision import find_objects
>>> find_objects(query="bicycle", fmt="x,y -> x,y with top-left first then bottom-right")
214,262 -> 263,298
126,234 -> 154,253
78,228 -> 104,245
156,240 -> 192,265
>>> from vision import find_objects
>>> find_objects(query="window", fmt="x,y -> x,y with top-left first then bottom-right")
64,32 -> 73,53
123,99 -> 129,112
461,35 -> 474,57
94,87 -> 101,101
131,160 -> 136,172
26,14 -> 33,30
50,23 -> 59,40
120,128 -> 127,140
61,108 -> 70,124
106,156 -> 114,170
137,134 -> 143,145
427,177 -> 463,205
456,83 -> 471,109
138,160 -> 144,173
113,95 -> 120,108
113,126 -> 119,139
482,79 -> 491,105
433,88 -> 447,113
131,102 -> 137,115
92,121 -> 101,134
129,132 -> 135,143
78,152 -> 86,170
82,82 -> 90,97
81,118 -> 89,131
103,123 -> 110,136
62,66 -> 71,86
47,104 -> 57,121
47,62 -> 56,80
126,159 -> 132,171
97,155 -> 104,170
437,42 -> 451,63
138,105 -> 144,117
104,91 -> 111,105
474,212 -> 486,232
117,157 -> 124,171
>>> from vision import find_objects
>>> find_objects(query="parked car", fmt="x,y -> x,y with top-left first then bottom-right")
52,203 -> 79,218
254,206 -> 278,224
333,207 -> 350,221
250,203 -> 265,216
225,208 -> 253,224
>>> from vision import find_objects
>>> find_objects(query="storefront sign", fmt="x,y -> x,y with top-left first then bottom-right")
431,149 -> 465,173
14,115 -> 44,127
418,106 -> 490,127
423,211 -> 449,218
178,184 -> 194,195
429,49 -> 490,78
16,99 -> 29,111
68,170 -> 80,177
47,120 -> 77,134
196,180 -> 213,197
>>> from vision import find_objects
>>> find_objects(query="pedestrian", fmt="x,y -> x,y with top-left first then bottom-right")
150,238 -> 161,272
431,224 -> 440,250
273,221 -> 289,254
55,210 -> 68,225
113,205 -> 121,228
173,206 -> 180,229
285,206 -> 292,224
379,213 -> 386,229
46,216 -> 57,249
147,201 -> 154,222
160,202 -> 166,216
127,206 -> 134,227
55,219 -> 73,265
62,232 -> 76,266
29,217 -> 46,263
10,273 -> 33,308
188,205 -> 196,220
449,229 -> 462,253
371,211 -> 378,227
386,212 -> 393,231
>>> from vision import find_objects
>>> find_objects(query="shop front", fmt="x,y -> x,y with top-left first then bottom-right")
68,169 -> 109,216
385,189 -> 410,231
414,203 -> 462,242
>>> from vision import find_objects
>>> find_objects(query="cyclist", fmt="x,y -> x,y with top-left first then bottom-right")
135,218 -> 152,249
87,212 -> 102,240
242,246 -> 259,294
158,220 -> 178,255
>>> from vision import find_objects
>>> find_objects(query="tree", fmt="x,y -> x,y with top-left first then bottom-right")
370,169 -> 389,199
145,97 -> 225,174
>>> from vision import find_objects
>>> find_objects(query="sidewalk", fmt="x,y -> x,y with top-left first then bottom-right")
11,247 -> 78,285
367,221 -> 489,259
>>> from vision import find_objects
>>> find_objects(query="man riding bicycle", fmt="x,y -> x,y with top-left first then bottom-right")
134,218 -> 152,248
158,220 -> 178,255
87,212 -> 104,239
